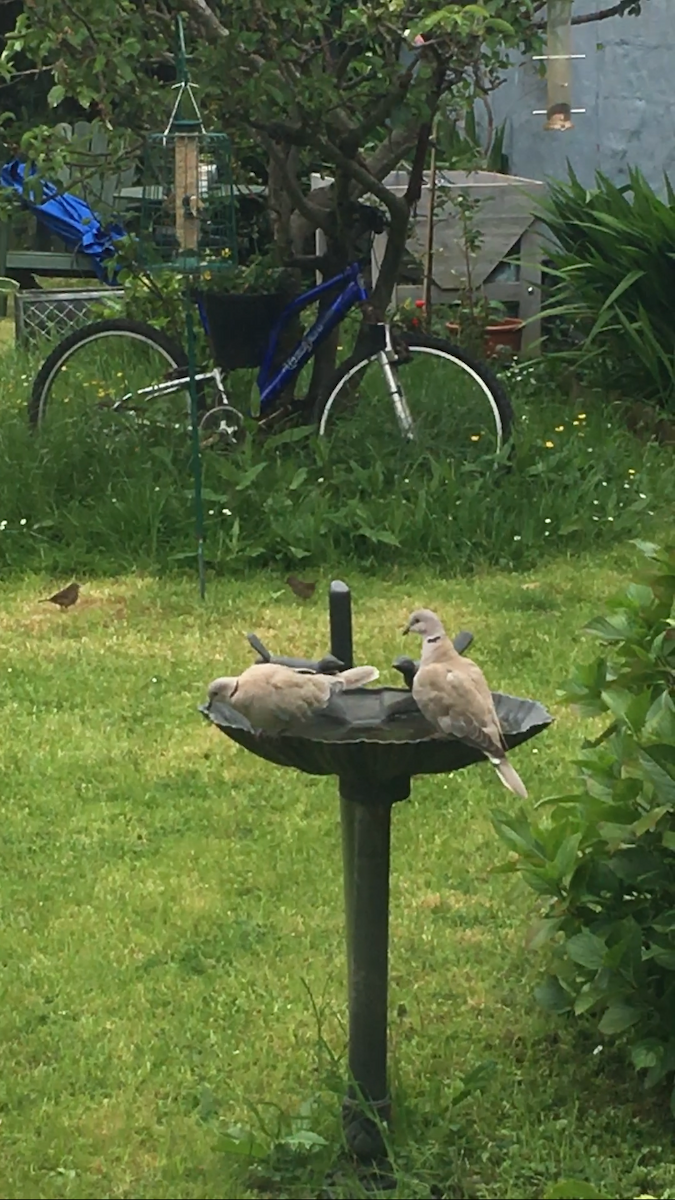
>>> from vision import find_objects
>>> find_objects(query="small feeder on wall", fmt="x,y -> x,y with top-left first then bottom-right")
532,0 -> 585,131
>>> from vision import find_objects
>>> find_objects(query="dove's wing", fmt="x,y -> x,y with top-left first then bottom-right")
412,659 -> 528,798
412,662 -> 505,756
232,663 -> 332,731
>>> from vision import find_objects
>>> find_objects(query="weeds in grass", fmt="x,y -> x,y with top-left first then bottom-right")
0,348 -> 672,579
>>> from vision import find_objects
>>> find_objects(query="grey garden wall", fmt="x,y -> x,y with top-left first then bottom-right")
490,0 -> 675,190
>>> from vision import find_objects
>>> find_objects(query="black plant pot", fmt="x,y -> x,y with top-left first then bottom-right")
200,290 -> 287,370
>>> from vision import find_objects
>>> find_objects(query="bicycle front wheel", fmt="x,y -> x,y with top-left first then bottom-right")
316,333 -> 513,459
29,318 -> 192,430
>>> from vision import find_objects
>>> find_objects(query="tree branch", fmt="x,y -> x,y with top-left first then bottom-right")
346,60 -> 417,150
534,0 -> 646,28
247,118 -> 311,148
324,141 -> 408,220
571,2 -> 643,25
179,0 -> 229,41
404,122 -> 432,208
365,121 -> 419,177
257,132 -> 332,232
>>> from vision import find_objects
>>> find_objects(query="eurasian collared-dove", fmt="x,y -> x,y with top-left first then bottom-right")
208,662 -> 379,734
403,608 -> 527,798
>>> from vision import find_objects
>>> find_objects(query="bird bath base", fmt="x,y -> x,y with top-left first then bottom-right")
201,582 -> 553,1185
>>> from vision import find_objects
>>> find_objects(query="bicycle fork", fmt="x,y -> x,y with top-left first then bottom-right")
377,325 -> 415,440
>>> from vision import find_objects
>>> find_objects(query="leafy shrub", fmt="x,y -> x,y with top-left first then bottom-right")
493,541 -> 675,1106
93,267 -> 188,344
539,167 -> 675,409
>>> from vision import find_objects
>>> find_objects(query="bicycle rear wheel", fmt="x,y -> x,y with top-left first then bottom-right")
315,332 -> 513,459
29,318 -> 192,431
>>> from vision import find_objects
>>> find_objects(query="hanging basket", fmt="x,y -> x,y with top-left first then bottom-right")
200,290 -> 287,370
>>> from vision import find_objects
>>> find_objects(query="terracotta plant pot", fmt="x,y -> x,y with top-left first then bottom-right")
446,316 -> 524,357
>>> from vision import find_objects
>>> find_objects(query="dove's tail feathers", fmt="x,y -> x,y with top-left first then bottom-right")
337,665 -> 379,689
491,756 -> 528,799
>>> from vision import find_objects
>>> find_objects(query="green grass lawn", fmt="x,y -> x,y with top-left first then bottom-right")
2,544 -> 674,1200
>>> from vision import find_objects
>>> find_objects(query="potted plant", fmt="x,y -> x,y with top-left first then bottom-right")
440,190 -> 524,359
197,252 -> 296,370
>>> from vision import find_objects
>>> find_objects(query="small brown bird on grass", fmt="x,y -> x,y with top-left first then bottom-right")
286,575 -> 316,600
40,582 -> 80,609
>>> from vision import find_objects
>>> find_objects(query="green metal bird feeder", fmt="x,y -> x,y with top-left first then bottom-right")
139,16 -> 238,600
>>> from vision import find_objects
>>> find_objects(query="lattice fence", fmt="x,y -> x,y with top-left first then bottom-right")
14,288 -> 125,347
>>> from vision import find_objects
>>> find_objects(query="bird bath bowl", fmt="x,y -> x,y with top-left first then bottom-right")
200,582 -> 553,1188
202,687 -> 551,805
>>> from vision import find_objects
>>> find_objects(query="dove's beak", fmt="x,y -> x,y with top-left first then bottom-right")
402,623 -> 410,635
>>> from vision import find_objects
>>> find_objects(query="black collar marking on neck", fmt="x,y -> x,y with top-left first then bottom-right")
426,634 -> 442,643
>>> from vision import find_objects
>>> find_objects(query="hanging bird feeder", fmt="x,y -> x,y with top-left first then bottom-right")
532,0 -> 586,131
141,17 -> 237,270
138,16 -> 238,600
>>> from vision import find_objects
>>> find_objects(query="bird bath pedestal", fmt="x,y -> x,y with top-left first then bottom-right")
201,582 -> 552,1188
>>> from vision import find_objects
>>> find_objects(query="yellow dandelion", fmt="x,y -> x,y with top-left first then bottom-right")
628,468 -> 636,475
470,434 -> 481,442
545,440 -> 554,448
573,420 -> 579,426
555,424 -> 564,432
577,412 -> 587,420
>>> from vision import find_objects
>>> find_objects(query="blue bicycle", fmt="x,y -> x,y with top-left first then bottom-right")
30,241 -> 513,458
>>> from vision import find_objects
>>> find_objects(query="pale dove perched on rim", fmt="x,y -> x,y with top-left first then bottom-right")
403,608 -> 527,798
208,662 -> 379,734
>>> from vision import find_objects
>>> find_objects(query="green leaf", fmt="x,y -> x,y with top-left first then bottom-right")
235,463 -> 267,491
566,929 -> 607,971
450,1059 -> 497,1107
525,918 -> 562,951
278,1129 -> 328,1150
632,539 -> 662,560
47,83 -> 65,108
553,832 -> 582,881
623,689 -> 655,735
491,809 -> 546,861
219,1125 -> 267,1158
534,975 -> 572,1014
598,1002 -> 641,1034
583,614 -> 637,642
288,468 -> 308,491
631,806 -> 669,837
639,746 -> 675,805
631,1041 -> 661,1070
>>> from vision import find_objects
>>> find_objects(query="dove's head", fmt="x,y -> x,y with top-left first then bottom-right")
403,608 -> 446,639
208,676 -> 239,705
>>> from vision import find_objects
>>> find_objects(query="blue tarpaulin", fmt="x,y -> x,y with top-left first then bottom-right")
1,159 -> 127,281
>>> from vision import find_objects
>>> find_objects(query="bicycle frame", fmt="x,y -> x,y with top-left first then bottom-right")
197,260 -> 369,416
122,261 -> 370,419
